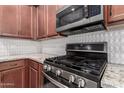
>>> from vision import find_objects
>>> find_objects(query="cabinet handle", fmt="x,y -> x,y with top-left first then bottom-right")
10,63 -> 18,66
109,5 -> 112,16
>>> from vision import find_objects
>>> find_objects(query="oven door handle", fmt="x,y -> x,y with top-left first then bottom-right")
42,71 -> 68,88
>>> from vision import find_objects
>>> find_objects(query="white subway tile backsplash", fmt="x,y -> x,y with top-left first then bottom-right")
40,37 -> 67,55
0,37 -> 41,56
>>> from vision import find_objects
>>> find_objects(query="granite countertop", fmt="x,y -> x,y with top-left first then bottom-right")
0,53 -> 56,64
101,63 -> 124,88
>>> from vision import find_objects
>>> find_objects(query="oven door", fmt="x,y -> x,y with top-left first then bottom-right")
43,72 -> 68,88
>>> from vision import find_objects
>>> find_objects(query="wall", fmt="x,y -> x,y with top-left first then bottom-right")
0,37 -> 41,57
40,24 -> 124,64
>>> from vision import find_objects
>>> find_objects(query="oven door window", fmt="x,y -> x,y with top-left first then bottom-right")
57,5 -> 85,27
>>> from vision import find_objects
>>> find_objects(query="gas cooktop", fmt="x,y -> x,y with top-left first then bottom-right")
45,55 -> 107,81
43,42 -> 108,88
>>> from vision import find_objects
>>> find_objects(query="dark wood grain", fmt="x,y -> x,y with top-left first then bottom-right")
47,5 -> 58,37
0,5 -> 18,36
37,5 -> 47,38
2,67 -> 25,88
19,6 -> 33,38
29,66 -> 39,88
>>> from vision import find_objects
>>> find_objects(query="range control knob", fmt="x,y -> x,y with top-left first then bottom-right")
43,64 -> 48,70
69,75 -> 75,83
47,65 -> 52,71
78,79 -> 85,88
56,70 -> 62,76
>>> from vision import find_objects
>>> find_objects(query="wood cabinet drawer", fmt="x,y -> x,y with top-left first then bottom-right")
0,60 -> 25,71
29,60 -> 39,70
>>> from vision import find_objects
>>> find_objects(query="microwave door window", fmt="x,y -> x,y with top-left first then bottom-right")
58,5 -> 85,27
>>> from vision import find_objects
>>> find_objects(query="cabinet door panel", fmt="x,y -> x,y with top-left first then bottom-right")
19,6 -> 32,38
108,5 -> 124,23
47,5 -> 57,37
1,5 -> 18,36
29,67 -> 38,88
37,5 -> 47,38
3,67 -> 25,88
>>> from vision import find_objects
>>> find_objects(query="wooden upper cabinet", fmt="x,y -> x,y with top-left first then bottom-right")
2,67 -> 25,88
37,5 -> 47,38
0,5 -> 59,39
0,5 -> 18,36
47,5 -> 58,37
37,5 -> 58,39
19,6 -> 33,38
0,5 -> 33,39
107,5 -> 124,23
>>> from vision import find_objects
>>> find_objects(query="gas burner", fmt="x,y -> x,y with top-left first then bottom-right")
72,59 -> 103,69
81,68 -> 92,73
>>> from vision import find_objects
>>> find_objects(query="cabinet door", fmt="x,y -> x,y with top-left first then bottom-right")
0,72 -> 2,88
39,64 -> 44,88
2,67 -> 25,88
19,6 -> 33,38
108,5 -> 124,23
0,5 -> 18,36
37,5 -> 47,38
29,66 -> 38,88
47,5 -> 58,37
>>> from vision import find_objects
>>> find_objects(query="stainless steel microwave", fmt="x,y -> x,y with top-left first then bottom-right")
56,5 -> 106,35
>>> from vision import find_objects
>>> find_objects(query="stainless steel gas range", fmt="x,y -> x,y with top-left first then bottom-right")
43,42 -> 108,88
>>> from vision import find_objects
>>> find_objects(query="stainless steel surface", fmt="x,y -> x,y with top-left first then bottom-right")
78,79 -> 85,88
56,5 -> 104,32
43,82 -> 58,88
89,6 -> 103,23
57,17 -> 90,32
66,42 -> 107,53
43,64 -> 98,88
69,75 -> 75,83
43,65 -> 47,70
47,65 -> 52,71
43,42 -> 107,88
56,69 -> 62,76
67,49 -> 107,53
42,71 -> 68,88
